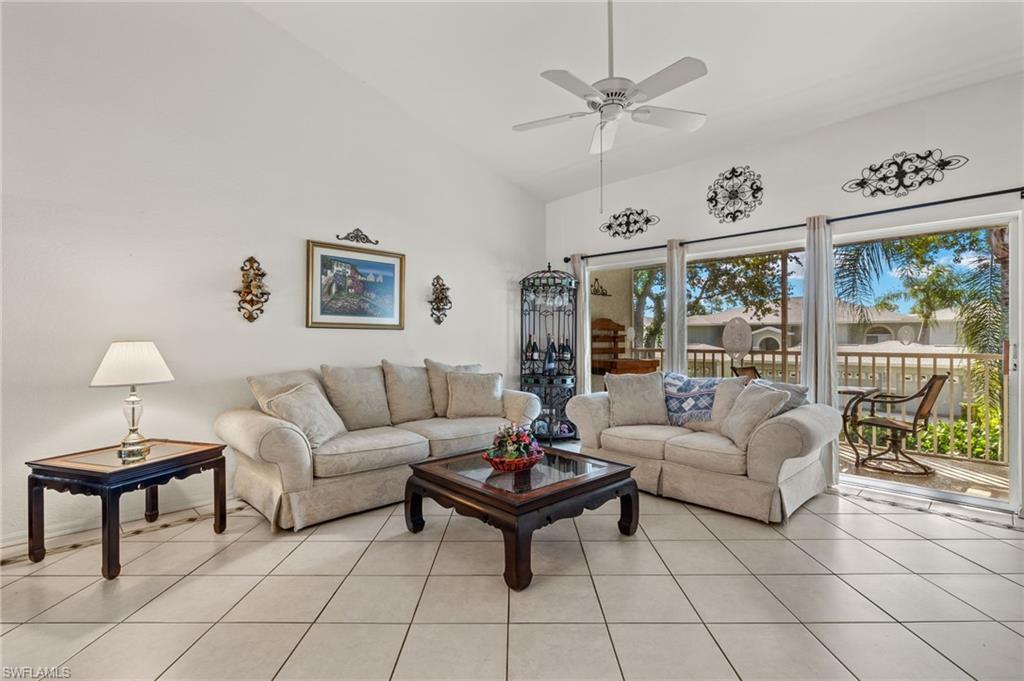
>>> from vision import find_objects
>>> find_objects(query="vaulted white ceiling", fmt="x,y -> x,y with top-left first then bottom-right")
253,2 -> 1023,201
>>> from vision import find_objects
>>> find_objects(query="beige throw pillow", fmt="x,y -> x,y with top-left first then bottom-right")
382,360 -> 436,424
720,382 -> 789,449
688,377 -> 750,433
446,372 -> 503,418
247,369 -> 325,413
425,358 -> 483,417
320,365 -> 392,430
265,382 -> 345,449
604,373 -> 669,427
752,379 -> 809,414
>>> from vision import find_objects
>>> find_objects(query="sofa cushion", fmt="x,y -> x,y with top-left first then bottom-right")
425,358 -> 483,417
721,382 -> 789,449
605,373 -> 669,426
665,431 -> 747,475
313,426 -> 429,478
265,382 -> 346,448
663,373 -> 721,426
396,416 -> 511,457
382,360 -> 436,424
688,377 -> 750,433
752,379 -> 810,414
247,369 -> 325,413
321,365 -> 392,430
600,425 -> 693,460
447,372 -> 504,418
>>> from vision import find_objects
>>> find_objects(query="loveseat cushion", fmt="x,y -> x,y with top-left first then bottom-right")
313,427 -> 428,478
721,382 -> 789,448
321,365 -> 392,430
605,373 -> 669,426
600,425 -> 692,460
425,358 -> 483,417
396,416 -> 511,457
382,360 -> 436,424
665,431 -> 747,475
447,373 -> 504,418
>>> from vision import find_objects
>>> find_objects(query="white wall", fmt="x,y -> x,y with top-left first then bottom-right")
547,75 -> 1024,263
1,4 -> 545,544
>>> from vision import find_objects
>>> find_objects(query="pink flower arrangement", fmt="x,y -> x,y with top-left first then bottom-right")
484,424 -> 543,461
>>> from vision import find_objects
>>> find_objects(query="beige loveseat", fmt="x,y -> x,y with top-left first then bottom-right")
567,379 -> 842,522
215,361 -> 541,530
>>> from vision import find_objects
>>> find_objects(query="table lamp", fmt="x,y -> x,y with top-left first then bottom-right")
90,341 -> 174,462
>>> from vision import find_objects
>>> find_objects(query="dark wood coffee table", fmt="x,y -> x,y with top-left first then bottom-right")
26,439 -> 226,579
405,449 -> 637,590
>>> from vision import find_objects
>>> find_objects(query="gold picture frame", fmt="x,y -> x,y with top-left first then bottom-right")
306,240 -> 405,329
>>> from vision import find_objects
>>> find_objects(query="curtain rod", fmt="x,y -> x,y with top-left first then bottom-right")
562,186 -> 1024,263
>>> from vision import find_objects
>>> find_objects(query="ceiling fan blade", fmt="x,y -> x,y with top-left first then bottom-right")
630,57 -> 708,103
512,110 -> 594,132
631,105 -> 707,132
541,70 -> 604,103
589,119 -> 618,155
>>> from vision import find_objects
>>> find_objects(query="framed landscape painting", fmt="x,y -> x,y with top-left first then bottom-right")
306,240 -> 405,329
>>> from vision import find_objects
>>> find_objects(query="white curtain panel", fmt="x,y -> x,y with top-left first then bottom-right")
665,239 -> 688,374
800,215 -> 840,484
570,254 -> 592,394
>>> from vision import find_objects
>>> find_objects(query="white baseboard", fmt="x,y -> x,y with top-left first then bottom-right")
2,493 -> 218,548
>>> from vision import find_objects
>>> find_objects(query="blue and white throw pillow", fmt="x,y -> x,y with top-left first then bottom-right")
663,373 -> 723,426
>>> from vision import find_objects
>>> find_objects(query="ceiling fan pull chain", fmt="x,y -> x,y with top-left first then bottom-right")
599,126 -> 605,214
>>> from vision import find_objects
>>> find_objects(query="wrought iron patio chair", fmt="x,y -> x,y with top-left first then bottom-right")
853,373 -> 949,476
731,366 -> 761,380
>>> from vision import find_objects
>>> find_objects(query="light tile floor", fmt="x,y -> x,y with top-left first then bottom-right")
1,491 -> 1023,680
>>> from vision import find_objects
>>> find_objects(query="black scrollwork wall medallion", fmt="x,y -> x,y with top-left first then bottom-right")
336,228 -> 380,245
842,149 -> 969,198
707,166 -> 764,223
429,275 -> 452,325
599,208 -> 661,240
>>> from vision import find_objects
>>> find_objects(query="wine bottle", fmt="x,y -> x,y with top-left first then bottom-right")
544,335 -> 557,375
524,335 -> 532,362
531,336 -> 540,361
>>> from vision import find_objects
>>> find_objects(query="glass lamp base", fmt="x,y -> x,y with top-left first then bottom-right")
118,432 -> 150,464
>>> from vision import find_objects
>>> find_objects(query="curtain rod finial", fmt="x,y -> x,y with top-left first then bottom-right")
563,256 -> 571,263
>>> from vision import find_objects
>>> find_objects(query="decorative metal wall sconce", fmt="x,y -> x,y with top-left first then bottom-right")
590,278 -> 611,297
429,275 -> 452,325
234,257 -> 270,322
336,228 -> 380,245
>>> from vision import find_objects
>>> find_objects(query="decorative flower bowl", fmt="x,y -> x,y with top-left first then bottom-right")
482,424 -> 544,473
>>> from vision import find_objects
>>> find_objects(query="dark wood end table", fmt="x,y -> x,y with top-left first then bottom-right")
405,449 -> 637,590
26,439 -> 226,579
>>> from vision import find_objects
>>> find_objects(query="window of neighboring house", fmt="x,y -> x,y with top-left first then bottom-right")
759,337 -> 780,351
864,326 -> 892,344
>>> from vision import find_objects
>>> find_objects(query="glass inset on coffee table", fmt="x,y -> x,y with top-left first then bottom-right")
405,449 -> 638,590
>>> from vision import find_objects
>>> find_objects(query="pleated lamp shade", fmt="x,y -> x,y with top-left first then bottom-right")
90,341 -> 174,387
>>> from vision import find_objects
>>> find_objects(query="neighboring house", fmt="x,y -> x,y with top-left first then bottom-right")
687,297 -> 960,351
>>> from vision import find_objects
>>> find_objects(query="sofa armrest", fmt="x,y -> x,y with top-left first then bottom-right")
214,408 -> 314,492
746,404 -> 842,484
566,392 -> 611,450
503,389 -> 542,427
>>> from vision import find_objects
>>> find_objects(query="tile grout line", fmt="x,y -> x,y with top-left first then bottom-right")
644,513 -> 743,681
575,512 -> 626,681
270,506 -> 393,680
387,506 -> 454,681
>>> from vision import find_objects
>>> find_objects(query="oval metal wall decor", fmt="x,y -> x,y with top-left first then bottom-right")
706,166 -> 764,223
599,207 -> 661,240
842,149 -> 969,198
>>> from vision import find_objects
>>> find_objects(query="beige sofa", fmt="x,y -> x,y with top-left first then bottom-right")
215,362 -> 541,530
566,388 -> 842,522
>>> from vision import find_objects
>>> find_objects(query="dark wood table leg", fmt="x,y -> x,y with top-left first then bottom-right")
145,485 -> 159,523
27,475 -> 46,562
213,457 -> 226,534
501,523 -> 533,591
100,489 -> 121,579
618,480 -> 639,536
405,479 -> 424,533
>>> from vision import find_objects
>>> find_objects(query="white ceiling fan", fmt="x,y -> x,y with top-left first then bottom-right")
512,0 -> 708,155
